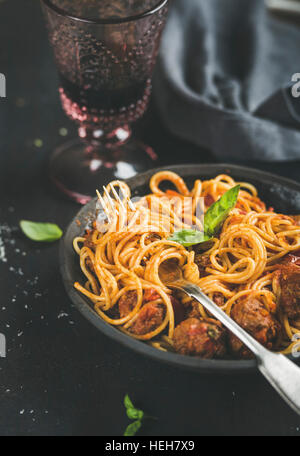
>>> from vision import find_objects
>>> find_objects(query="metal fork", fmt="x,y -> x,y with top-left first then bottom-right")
266,0 -> 300,15
97,186 -> 300,416
159,261 -> 300,416
96,182 -> 135,223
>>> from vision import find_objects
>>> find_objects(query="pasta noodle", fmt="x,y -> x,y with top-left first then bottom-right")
73,171 -> 300,358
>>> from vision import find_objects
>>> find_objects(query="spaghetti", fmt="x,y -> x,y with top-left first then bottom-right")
73,171 -> 300,358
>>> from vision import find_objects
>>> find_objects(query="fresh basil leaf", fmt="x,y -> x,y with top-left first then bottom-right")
20,220 -> 63,242
127,408 -> 144,420
124,394 -> 135,410
168,229 -> 211,247
123,420 -> 142,437
168,186 -> 240,248
124,395 -> 144,420
204,185 -> 240,237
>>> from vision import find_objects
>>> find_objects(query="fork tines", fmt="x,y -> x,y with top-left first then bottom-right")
96,182 -> 136,222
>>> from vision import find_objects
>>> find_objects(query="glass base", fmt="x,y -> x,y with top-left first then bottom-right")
49,138 -> 158,204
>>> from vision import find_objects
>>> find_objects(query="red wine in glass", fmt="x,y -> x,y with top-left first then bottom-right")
41,0 -> 169,204
59,73 -> 152,137
59,73 -> 150,112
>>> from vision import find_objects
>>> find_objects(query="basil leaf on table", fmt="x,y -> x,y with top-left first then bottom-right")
168,229 -> 211,247
20,220 -> 63,242
126,407 -> 144,420
123,394 -> 147,436
204,185 -> 240,237
124,394 -> 144,420
124,394 -> 135,410
168,185 -> 240,247
124,420 -> 142,437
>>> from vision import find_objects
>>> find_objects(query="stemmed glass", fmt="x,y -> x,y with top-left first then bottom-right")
41,0 -> 169,204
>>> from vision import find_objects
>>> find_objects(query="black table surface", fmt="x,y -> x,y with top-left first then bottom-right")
1,0 -> 300,436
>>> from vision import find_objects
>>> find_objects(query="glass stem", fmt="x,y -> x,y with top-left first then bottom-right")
78,125 -> 132,153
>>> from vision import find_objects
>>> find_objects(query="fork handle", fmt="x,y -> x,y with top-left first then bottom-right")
173,281 -> 300,416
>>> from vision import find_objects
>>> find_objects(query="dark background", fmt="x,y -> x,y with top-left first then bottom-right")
0,0 -> 300,436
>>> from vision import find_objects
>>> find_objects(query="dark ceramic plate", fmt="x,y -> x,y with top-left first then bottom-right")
60,164 -> 300,373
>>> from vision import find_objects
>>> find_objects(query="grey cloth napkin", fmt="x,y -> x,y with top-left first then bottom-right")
154,0 -> 300,161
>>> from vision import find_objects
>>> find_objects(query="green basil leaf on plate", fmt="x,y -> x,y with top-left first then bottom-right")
168,229 -> 211,247
204,185 -> 240,237
168,185 -> 240,247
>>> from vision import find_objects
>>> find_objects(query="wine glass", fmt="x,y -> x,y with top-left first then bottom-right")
41,0 -> 169,204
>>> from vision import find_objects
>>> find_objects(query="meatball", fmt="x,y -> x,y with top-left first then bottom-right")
277,264 -> 300,319
118,291 -> 137,318
229,296 -> 281,359
119,289 -> 183,332
281,251 -> 300,267
129,302 -> 164,336
173,318 -> 227,358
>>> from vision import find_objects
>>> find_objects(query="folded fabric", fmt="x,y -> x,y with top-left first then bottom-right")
154,0 -> 300,161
